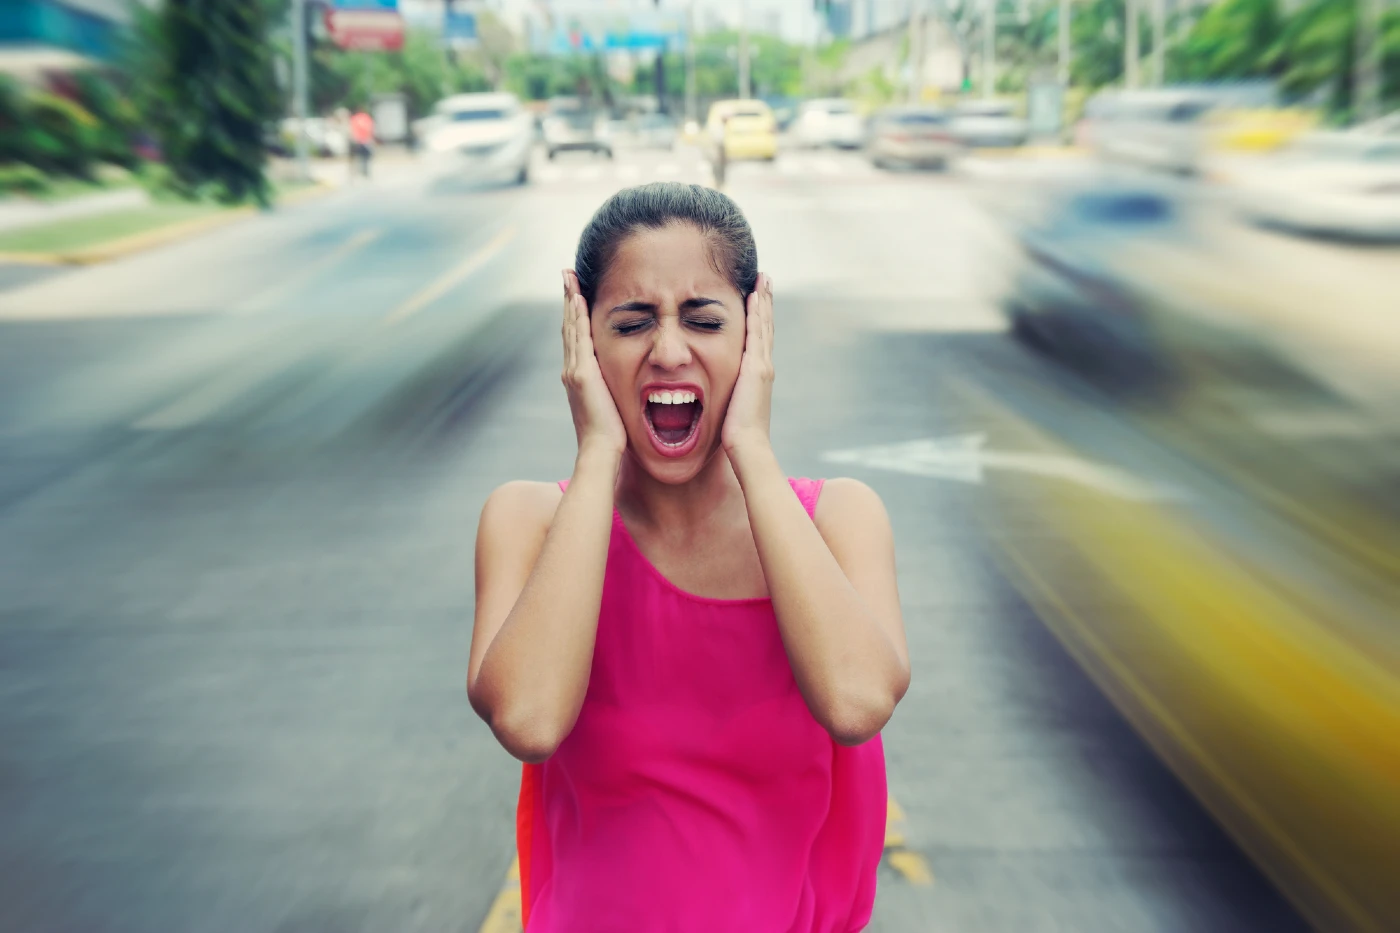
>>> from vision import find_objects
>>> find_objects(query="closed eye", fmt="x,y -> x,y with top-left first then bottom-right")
612,318 -> 652,335
686,317 -> 724,332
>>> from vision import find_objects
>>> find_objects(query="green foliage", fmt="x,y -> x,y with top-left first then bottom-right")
131,0 -> 281,206
0,163 -> 52,197
19,92 -> 100,178
70,72 -> 142,169
1173,0 -> 1283,80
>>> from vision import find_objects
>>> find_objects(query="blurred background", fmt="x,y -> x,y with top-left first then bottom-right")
1,1 -> 1397,931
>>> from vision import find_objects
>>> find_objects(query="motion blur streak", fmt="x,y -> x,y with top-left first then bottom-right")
2,10 -> 1399,931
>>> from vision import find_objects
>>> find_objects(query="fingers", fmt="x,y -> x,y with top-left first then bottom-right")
561,270 -> 575,372
745,273 -> 774,368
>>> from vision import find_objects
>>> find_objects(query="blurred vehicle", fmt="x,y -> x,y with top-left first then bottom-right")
950,99 -> 1029,149
705,100 -> 779,162
419,93 -> 533,186
541,97 -> 612,160
791,98 -> 866,149
1080,89 -> 1217,174
999,180 -> 1189,389
274,117 -> 349,158
1231,132 -> 1400,242
635,113 -> 679,150
868,106 -> 959,170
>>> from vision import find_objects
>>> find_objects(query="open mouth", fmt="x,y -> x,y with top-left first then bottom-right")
643,388 -> 703,454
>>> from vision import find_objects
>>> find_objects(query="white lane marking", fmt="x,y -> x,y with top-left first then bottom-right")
537,166 -> 563,183
576,165 -> 603,181
383,225 -> 517,325
821,434 -> 1183,501
616,164 -> 640,180
236,228 -> 383,314
814,157 -> 842,175
656,162 -> 680,176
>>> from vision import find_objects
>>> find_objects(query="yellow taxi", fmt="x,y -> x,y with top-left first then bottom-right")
705,99 -> 779,162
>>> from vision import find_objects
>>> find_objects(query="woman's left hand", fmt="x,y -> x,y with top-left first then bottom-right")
722,273 -> 775,458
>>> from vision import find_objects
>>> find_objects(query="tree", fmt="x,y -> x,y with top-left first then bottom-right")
1171,0 -> 1283,81
131,0 -> 281,205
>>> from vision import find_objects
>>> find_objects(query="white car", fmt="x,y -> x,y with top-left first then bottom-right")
419,92 -> 533,185
1080,89 -> 1216,174
1233,132 -> 1400,241
950,100 -> 1029,149
792,99 -> 866,149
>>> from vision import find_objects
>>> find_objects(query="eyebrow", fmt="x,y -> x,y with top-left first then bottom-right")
607,297 -> 726,315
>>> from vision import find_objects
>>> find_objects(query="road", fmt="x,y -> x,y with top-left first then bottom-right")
0,145 -> 1308,932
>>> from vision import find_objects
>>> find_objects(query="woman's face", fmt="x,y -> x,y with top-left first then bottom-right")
590,223 -> 746,483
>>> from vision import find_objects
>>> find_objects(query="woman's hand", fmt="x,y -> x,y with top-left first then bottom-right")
561,270 -> 627,458
722,273 -> 775,458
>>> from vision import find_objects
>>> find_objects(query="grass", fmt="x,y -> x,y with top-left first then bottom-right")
0,202 -> 224,254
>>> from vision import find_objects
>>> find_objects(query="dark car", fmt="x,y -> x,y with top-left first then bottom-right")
541,97 -> 612,159
1001,181 -> 1189,390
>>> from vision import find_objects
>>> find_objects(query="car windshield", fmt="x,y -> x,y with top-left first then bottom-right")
450,109 -> 507,122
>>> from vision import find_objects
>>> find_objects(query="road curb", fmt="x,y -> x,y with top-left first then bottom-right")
0,183 -> 334,268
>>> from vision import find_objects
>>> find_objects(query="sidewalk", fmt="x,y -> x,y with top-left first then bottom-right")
0,187 -> 149,234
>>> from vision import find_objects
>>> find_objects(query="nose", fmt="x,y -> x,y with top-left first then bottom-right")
647,319 -> 692,371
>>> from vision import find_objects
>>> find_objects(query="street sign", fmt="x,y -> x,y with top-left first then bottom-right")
444,9 -> 477,43
325,8 -> 405,51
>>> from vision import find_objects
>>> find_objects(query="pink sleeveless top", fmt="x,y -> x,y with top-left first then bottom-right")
516,478 -> 886,932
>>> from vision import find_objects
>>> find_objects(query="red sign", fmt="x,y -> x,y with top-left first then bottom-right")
325,9 -> 405,51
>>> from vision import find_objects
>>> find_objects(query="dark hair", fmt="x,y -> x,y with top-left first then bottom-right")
574,183 -> 758,309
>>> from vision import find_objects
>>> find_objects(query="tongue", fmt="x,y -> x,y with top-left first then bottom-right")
649,401 -> 698,444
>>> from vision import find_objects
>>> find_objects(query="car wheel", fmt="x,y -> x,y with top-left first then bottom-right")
546,149 -> 556,161
515,165 -> 529,186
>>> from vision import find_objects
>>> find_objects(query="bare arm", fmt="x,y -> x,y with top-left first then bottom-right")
722,274 -> 908,745
468,270 -> 627,763
731,454 -> 910,745
468,450 -> 620,762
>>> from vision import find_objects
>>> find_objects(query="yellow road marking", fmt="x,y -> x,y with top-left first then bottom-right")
477,857 -> 522,933
384,224 -> 517,325
883,793 -> 935,886
237,227 -> 383,313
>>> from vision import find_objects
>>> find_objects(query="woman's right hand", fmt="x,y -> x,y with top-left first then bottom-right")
561,270 -> 627,458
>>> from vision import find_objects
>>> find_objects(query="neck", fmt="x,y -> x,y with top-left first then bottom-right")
615,444 -> 745,532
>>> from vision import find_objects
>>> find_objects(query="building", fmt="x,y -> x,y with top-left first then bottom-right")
0,0 -> 139,79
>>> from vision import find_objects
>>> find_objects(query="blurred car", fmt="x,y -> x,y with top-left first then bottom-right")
705,100 -> 779,162
950,100 -> 1028,149
541,97 -> 612,160
868,106 -> 958,170
1232,131 -> 1400,241
1080,89 -> 1217,174
419,93 -> 533,185
635,113 -> 679,150
999,180 -> 1190,389
791,98 -> 866,149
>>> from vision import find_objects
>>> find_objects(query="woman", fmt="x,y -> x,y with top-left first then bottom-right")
468,183 -> 909,931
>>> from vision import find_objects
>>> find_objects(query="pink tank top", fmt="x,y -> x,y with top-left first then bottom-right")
516,478 -> 886,931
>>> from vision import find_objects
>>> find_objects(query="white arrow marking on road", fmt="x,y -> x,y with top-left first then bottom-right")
821,435 -> 1182,501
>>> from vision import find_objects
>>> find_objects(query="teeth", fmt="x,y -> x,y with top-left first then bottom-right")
647,390 -> 698,404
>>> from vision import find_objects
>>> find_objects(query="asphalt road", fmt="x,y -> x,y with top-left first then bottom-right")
0,145 -> 1307,932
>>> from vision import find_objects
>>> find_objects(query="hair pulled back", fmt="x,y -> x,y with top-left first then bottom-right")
574,183 -> 758,309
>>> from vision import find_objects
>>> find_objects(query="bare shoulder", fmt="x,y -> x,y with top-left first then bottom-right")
813,477 -> 891,538
477,480 -> 564,548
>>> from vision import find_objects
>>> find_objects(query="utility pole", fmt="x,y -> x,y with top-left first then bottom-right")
1057,0 -> 1070,87
907,0 -> 924,103
1355,0 -> 1382,122
291,0 -> 310,181
686,1 -> 697,126
1124,0 -> 1139,89
738,0 -> 750,98
1150,0 -> 1165,86
982,0 -> 995,98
